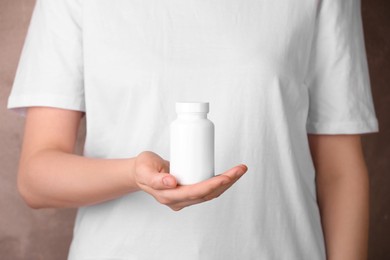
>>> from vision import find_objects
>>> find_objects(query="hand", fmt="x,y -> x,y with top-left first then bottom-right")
134,151 -> 248,211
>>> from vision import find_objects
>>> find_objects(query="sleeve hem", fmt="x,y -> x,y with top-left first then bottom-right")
306,118 -> 379,134
7,93 -> 86,117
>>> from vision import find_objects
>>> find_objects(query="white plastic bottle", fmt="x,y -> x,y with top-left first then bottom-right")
170,102 -> 215,185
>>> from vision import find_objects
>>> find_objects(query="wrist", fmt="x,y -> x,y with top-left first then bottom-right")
123,157 -> 140,192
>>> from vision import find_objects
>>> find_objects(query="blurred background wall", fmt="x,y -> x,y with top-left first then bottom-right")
0,0 -> 389,259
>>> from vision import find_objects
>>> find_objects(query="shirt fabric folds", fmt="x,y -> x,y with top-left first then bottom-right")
8,0 -> 379,259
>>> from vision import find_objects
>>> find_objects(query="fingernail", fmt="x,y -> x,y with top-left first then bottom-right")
240,164 -> 248,171
163,176 -> 173,187
236,167 -> 247,177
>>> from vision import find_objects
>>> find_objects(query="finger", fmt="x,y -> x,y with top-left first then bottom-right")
203,165 -> 247,200
167,183 -> 229,210
215,164 -> 248,183
174,173 -> 242,209
203,175 -> 240,201
160,164 -> 248,203
138,171 -> 178,190
190,164 -> 247,192
135,154 -> 176,190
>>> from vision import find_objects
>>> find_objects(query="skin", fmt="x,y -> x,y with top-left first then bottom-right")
17,107 -> 247,211
308,134 -> 369,260
17,107 -> 369,258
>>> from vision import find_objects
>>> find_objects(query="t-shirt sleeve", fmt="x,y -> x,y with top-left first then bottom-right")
305,0 -> 379,134
7,0 -> 85,116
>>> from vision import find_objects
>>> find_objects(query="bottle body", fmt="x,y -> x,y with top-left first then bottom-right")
170,103 -> 215,185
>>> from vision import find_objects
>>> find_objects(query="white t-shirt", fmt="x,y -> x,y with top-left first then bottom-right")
8,0 -> 379,259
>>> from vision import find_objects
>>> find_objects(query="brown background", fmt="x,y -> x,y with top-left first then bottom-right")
0,0 -> 389,259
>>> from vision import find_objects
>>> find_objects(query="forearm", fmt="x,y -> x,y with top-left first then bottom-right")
316,167 -> 369,260
17,108 -> 245,212
310,135 -> 369,260
18,149 -> 138,209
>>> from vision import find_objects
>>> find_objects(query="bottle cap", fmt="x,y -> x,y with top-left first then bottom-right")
176,102 -> 209,113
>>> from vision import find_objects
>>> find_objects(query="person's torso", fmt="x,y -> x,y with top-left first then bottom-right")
69,1 -> 326,259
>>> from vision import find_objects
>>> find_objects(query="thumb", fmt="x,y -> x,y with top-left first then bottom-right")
148,172 -> 177,190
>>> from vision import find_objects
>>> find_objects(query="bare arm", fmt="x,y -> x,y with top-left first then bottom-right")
308,134 -> 369,260
18,107 -> 138,208
18,107 -> 247,210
